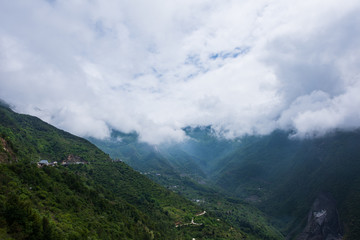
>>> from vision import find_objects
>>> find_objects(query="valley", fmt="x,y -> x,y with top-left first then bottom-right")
90,127 -> 360,239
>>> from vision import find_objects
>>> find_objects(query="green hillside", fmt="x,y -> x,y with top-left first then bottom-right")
0,104 -> 250,239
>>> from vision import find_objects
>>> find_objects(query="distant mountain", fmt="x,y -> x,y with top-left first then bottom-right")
171,126 -> 241,175
89,126 -> 239,179
88,129 -> 207,178
0,104 -> 250,239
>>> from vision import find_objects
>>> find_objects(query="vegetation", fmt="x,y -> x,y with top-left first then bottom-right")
0,104 -> 249,239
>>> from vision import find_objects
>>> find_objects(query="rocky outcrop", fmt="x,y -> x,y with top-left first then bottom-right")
296,193 -> 343,240
0,137 -> 16,163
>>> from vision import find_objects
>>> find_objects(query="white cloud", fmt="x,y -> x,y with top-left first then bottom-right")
1,0 -> 360,144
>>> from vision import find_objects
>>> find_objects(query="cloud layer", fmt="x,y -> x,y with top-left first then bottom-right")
1,0 -> 360,144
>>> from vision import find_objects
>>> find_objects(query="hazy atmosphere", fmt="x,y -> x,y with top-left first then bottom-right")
1,0 -> 360,144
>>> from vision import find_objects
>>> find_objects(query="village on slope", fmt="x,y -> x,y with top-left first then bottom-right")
37,154 -> 88,167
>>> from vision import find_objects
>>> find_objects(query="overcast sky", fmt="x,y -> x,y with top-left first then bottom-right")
1,0 -> 360,144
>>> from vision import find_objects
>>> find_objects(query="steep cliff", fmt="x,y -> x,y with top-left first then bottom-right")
296,193 -> 343,240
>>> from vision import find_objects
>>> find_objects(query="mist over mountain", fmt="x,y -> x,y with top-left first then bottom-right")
1,1 -> 360,144
2,1 -> 360,239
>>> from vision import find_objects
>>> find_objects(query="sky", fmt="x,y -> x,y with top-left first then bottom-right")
1,0 -> 360,144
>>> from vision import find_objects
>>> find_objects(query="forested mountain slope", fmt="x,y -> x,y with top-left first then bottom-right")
0,104 -> 250,240
214,130 -> 360,239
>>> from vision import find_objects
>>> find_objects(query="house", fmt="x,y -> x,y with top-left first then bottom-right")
37,160 -> 59,167
38,160 -> 49,167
